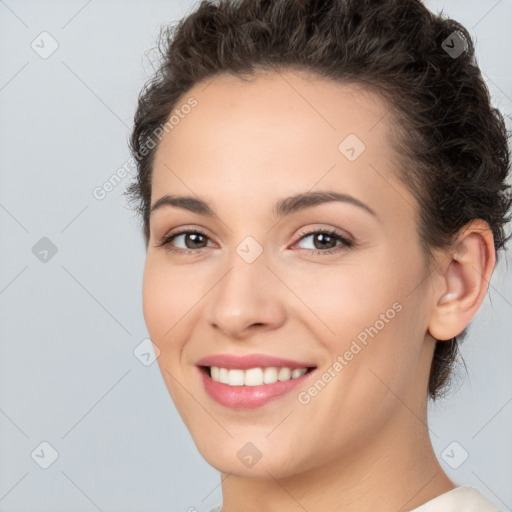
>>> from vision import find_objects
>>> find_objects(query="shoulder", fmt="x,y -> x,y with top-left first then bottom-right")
411,486 -> 501,512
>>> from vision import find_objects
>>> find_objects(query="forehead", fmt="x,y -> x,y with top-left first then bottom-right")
151,69 -> 416,227
156,69 -> 394,158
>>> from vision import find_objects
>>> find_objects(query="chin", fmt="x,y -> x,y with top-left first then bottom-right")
193,435 -> 311,480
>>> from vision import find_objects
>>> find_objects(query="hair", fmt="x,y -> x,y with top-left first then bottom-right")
126,0 -> 512,400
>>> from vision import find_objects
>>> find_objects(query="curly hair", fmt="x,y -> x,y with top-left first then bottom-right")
125,0 -> 512,400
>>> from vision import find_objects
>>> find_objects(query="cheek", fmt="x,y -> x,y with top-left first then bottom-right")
280,249 -> 423,368
279,257 -> 399,338
142,254 -> 210,363
141,255 -> 183,342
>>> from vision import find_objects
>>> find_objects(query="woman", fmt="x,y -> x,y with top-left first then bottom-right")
126,0 -> 511,510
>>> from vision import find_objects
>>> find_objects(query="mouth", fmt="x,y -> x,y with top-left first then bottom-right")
199,365 -> 317,386
197,364 -> 318,409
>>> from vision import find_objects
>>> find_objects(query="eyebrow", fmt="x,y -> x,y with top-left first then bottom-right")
150,190 -> 378,219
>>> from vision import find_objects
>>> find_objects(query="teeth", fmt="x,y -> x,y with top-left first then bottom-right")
209,366 -> 309,386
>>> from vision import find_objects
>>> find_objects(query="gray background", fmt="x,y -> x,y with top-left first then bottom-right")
0,0 -> 511,511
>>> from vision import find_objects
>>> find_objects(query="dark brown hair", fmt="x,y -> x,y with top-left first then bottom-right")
126,0 -> 512,400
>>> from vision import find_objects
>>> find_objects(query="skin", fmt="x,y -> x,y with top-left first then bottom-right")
142,69 -> 496,512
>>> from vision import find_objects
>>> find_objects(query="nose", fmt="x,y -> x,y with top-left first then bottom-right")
204,251 -> 286,339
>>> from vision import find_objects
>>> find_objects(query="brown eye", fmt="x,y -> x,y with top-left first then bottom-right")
294,228 -> 354,255
157,229 -> 214,254
180,232 -> 208,249
312,232 -> 337,250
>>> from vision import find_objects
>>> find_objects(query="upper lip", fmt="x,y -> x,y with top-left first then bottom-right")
196,353 -> 317,370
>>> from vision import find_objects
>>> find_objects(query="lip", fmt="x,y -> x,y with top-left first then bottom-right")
196,353 -> 317,370
198,366 -> 316,409
196,353 -> 318,409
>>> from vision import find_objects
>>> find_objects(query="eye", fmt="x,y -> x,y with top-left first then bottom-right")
156,227 -> 354,256
293,228 -> 354,255
156,228 -> 215,255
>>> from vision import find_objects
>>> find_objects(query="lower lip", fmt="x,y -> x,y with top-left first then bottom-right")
198,367 -> 315,409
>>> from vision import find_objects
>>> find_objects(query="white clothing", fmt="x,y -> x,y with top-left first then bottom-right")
410,486 -> 500,511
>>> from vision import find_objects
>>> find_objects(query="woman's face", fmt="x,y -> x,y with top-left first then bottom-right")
143,69 -> 439,478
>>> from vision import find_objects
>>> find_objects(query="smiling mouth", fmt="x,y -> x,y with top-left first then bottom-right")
199,365 -> 317,386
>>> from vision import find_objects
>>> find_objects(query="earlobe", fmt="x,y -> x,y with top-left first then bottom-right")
427,219 -> 496,341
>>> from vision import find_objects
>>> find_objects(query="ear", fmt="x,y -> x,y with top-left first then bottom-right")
428,219 -> 496,341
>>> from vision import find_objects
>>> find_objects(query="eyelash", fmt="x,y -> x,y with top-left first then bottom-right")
156,227 -> 354,256
294,228 -> 354,255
